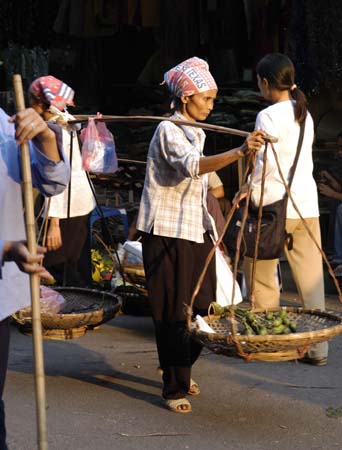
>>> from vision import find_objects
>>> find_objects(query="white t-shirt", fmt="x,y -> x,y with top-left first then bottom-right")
46,126 -> 96,218
252,100 -> 319,219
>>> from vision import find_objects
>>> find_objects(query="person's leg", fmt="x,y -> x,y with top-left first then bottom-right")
0,318 -> 10,450
76,213 -> 93,287
325,200 -> 337,256
153,321 -> 194,399
43,218 -> 68,285
142,233 -> 190,400
160,235 -> 215,399
142,233 -> 215,402
284,218 -> 327,360
64,214 -> 91,286
242,257 -> 280,308
44,215 -> 91,286
333,203 -> 342,261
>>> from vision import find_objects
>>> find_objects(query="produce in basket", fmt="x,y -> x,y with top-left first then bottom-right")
209,302 -> 297,336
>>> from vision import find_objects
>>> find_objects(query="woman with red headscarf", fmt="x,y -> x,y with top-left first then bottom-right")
136,57 -> 265,413
29,76 -> 96,286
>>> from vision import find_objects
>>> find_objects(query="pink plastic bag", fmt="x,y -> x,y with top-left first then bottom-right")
21,286 -> 66,316
39,285 -> 66,314
81,114 -> 118,173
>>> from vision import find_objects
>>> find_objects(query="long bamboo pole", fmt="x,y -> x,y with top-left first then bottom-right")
12,74 -> 48,450
69,114 -> 278,143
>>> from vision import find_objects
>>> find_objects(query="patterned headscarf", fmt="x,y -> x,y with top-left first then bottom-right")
162,56 -> 217,98
29,75 -> 75,111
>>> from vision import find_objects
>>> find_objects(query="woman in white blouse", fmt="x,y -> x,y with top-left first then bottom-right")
29,76 -> 96,286
242,53 -> 327,366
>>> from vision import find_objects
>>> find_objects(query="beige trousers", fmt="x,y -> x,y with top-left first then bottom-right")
243,217 -> 328,359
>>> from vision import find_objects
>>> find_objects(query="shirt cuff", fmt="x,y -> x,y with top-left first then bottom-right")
31,144 -> 65,167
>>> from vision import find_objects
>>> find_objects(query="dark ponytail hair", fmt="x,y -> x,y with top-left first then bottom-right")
256,53 -> 307,124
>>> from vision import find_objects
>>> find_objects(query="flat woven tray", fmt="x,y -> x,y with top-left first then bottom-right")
189,307 -> 342,361
12,287 -> 122,340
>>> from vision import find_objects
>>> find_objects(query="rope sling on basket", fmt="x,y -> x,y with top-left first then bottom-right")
16,128 -> 124,340
12,286 -> 122,340
187,134 -> 342,362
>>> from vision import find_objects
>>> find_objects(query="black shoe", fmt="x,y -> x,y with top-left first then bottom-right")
298,355 -> 328,366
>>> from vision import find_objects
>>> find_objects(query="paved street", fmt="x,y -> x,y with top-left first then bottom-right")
4,291 -> 342,450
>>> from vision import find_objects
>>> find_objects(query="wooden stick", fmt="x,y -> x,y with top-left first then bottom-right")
37,198 -> 51,247
41,198 -> 51,248
69,114 -> 278,143
12,74 -> 49,450
117,158 -> 147,165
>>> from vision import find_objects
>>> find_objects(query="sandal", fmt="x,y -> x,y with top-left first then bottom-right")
188,378 -> 200,396
162,397 -> 192,414
157,367 -> 200,396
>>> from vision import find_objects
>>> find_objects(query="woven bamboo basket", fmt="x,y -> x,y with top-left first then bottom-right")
12,287 -> 122,340
189,307 -> 342,362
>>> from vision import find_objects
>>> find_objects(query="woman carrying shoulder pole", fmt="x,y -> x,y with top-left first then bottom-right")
136,56 -> 265,413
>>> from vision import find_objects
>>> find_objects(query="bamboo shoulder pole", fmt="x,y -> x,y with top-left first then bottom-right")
12,74 -> 48,450
72,116 -> 276,187
69,114 -> 278,143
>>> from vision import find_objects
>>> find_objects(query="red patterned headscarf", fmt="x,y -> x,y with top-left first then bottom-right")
29,75 -> 75,111
163,56 -> 217,98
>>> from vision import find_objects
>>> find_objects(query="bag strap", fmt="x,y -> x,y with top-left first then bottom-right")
287,119 -> 306,192
67,130 -> 74,219
284,119 -> 306,251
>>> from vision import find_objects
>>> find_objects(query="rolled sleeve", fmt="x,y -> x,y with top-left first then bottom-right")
159,123 -> 200,178
30,123 -> 70,196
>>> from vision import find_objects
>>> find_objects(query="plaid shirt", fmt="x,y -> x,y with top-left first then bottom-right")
136,112 -> 213,243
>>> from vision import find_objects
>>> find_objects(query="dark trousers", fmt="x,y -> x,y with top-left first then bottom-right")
43,213 -> 92,286
0,318 -> 10,450
142,232 -> 216,399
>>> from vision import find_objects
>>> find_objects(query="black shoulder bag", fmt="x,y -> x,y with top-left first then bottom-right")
224,121 -> 305,260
